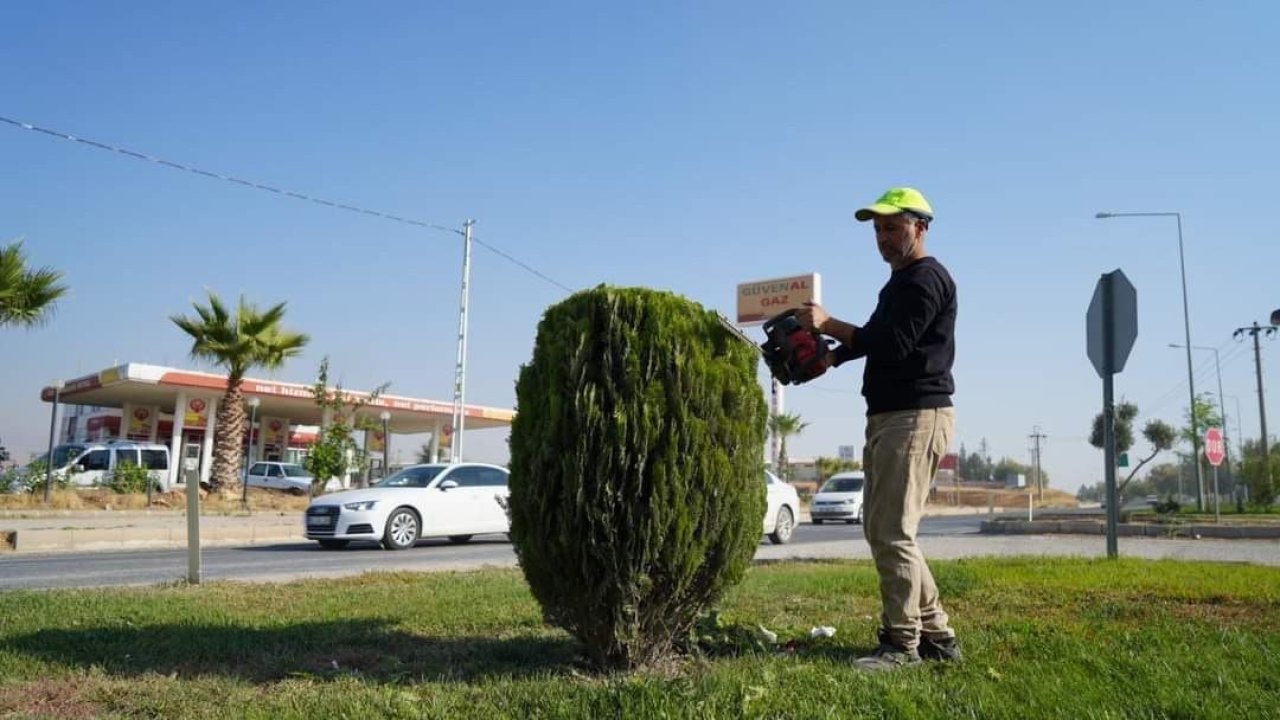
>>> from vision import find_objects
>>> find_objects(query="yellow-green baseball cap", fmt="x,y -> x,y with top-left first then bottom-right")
854,187 -> 934,222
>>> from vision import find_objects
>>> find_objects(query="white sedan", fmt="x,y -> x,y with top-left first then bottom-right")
304,463 -> 509,550
764,470 -> 800,544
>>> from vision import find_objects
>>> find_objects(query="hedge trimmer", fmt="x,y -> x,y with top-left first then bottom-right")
717,309 -> 832,385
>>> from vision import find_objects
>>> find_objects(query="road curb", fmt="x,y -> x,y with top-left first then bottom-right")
980,519 -> 1280,539
3,524 -> 305,554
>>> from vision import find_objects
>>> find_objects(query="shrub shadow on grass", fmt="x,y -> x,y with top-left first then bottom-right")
3,619 -> 578,683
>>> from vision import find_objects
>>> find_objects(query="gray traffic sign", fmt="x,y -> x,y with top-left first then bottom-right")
1086,269 -> 1138,560
1087,269 -> 1138,378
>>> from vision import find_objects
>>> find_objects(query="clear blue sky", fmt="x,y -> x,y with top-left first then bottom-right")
3,1 -> 1278,493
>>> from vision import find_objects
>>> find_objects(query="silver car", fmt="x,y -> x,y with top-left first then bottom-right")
245,462 -> 315,495
811,471 -> 865,524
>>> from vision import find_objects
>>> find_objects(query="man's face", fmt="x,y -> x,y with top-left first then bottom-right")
872,213 -> 926,267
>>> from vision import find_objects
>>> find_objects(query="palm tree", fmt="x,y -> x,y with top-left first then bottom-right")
768,412 -> 809,481
0,241 -> 69,328
171,292 -> 309,490
816,455 -> 859,482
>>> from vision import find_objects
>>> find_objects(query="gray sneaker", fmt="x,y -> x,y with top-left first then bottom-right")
919,634 -> 962,662
854,631 -> 921,672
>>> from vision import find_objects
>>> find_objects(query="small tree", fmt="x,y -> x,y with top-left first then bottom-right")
1179,393 -> 1223,450
103,463 -> 151,495
958,440 -> 994,483
1089,401 -> 1177,498
508,286 -> 766,670
768,412 -> 809,481
1237,438 -> 1278,509
992,457 -> 1040,486
302,357 -> 389,495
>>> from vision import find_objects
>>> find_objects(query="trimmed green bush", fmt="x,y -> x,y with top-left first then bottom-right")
508,285 -> 767,670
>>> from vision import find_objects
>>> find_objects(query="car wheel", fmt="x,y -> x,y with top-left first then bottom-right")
812,518 -> 824,525
318,539 -> 349,550
382,508 -> 420,550
769,506 -> 795,545
447,534 -> 473,544
289,487 -> 306,496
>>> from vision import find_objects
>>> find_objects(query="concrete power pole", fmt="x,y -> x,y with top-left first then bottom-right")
1030,427 -> 1047,501
450,219 -> 475,464
1233,320 -> 1276,497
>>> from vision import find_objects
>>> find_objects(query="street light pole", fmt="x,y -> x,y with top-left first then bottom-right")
1096,211 -> 1204,510
380,410 -> 391,481
242,396 -> 260,507
1223,394 -> 1246,467
44,379 -> 63,504
1171,343 -> 1231,491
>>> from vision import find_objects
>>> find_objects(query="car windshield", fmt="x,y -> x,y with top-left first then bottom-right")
280,464 -> 310,477
821,476 -> 864,493
374,465 -> 446,488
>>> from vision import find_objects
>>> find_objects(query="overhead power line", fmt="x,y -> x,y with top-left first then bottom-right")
0,114 -> 574,293
1140,339 -> 1249,417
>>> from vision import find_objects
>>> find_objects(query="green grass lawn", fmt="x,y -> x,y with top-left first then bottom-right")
1,558 -> 1277,719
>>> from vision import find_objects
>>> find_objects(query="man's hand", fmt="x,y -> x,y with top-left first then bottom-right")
796,302 -> 830,334
798,302 -> 858,346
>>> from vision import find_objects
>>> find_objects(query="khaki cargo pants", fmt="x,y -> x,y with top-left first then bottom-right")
862,407 -> 956,651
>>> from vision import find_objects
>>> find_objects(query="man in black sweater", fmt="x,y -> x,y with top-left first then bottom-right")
798,187 -> 960,671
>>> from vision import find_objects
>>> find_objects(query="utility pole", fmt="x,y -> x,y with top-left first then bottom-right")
1233,320 -> 1276,497
450,219 -> 475,464
1030,426 -> 1047,501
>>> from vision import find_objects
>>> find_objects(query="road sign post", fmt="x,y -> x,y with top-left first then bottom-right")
1087,269 -> 1138,559
1205,426 -> 1225,522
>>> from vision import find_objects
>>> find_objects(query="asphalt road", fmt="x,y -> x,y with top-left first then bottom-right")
0,516 -> 984,591
7,513 -> 1275,591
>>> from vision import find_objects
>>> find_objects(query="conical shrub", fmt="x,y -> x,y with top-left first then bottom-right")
508,285 -> 767,670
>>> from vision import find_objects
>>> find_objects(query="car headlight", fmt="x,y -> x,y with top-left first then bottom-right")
840,499 -> 857,505
343,500 -> 379,511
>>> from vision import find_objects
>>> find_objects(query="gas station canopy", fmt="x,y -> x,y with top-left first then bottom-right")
39,363 -> 515,434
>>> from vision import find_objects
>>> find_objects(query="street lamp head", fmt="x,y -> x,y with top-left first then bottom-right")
52,379 -> 65,391
380,410 -> 391,422
247,397 -> 261,409
1095,212 -> 1114,219
1271,308 -> 1280,327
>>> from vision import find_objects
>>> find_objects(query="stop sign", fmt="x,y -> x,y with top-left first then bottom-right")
1204,427 -> 1226,467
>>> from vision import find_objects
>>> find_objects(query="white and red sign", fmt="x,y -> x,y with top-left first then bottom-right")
736,273 -> 821,326
262,417 -> 289,449
1204,427 -> 1226,467
185,398 -> 210,429
125,404 -> 156,440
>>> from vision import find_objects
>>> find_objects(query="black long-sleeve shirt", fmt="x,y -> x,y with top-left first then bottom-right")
831,256 -> 956,415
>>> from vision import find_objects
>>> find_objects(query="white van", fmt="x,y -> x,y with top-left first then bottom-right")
35,440 -> 172,491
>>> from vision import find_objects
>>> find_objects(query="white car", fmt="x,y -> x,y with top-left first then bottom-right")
811,471 -> 865,524
304,462 -> 509,550
245,462 -> 318,495
764,470 -> 801,544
